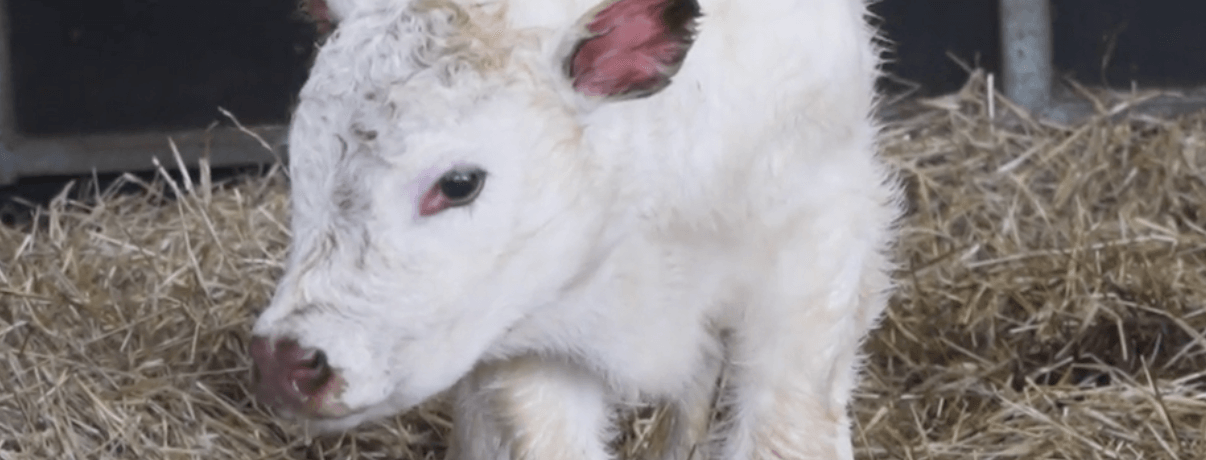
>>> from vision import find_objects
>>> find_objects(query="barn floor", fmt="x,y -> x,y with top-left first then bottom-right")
2,74 -> 1206,459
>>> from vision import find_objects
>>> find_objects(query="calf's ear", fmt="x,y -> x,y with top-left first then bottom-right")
300,0 -> 336,34
563,0 -> 702,101
300,0 -> 364,34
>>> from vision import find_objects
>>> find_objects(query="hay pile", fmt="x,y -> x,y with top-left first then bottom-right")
3,74 -> 1206,459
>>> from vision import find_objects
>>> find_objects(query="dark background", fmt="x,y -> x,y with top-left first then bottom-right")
871,0 -> 1206,96
9,0 -> 1206,136
8,0 -> 317,136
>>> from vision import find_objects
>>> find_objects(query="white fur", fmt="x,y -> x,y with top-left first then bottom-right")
253,0 -> 900,459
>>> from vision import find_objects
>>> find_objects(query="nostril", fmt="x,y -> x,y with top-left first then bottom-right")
249,335 -> 338,408
302,349 -> 327,370
293,349 -> 334,397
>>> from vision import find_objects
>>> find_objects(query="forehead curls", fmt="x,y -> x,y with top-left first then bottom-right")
364,0 -> 521,80
307,0 -> 531,105
410,0 -> 520,76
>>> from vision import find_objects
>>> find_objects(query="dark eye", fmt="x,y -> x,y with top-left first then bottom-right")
439,168 -> 486,205
419,167 -> 488,217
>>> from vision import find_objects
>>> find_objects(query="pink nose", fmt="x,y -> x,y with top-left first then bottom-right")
249,336 -> 338,416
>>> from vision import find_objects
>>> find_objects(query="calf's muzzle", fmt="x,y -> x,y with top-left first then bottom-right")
249,336 -> 347,417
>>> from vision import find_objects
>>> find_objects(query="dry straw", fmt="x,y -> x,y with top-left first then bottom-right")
2,72 -> 1206,459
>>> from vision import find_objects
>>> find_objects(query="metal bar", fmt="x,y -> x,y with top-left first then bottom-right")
999,0 -> 1055,114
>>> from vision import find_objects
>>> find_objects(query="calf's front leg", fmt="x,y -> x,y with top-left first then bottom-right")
717,240 -> 891,460
447,356 -> 615,460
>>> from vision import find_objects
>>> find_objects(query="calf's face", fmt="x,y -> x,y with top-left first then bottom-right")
250,0 -> 699,430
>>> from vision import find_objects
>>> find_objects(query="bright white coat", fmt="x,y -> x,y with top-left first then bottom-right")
252,0 -> 899,458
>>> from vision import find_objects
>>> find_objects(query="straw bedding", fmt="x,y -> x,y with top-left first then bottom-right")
3,74 -> 1206,459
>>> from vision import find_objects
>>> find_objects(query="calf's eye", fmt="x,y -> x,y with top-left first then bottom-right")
418,167 -> 487,217
440,169 -> 486,204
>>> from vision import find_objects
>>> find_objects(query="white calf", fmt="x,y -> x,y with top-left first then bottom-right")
250,0 -> 899,459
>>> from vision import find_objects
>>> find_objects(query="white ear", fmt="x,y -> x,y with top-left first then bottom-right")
561,0 -> 702,101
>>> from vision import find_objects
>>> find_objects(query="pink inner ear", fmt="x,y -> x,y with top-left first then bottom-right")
304,0 -> 334,33
570,0 -> 698,98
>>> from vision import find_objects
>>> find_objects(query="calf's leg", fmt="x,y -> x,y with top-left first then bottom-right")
447,356 -> 615,460
646,356 -> 722,460
717,243 -> 890,460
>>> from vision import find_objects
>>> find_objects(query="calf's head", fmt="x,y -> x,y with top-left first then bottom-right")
251,0 -> 700,430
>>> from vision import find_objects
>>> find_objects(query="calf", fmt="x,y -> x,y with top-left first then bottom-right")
251,0 -> 899,458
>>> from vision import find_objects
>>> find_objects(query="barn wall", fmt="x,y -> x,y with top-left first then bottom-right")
8,0 -> 1206,136
872,0 -> 1206,97
8,0 -> 316,136
1050,0 -> 1206,90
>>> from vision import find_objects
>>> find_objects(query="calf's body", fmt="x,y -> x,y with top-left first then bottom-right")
249,0 -> 900,458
